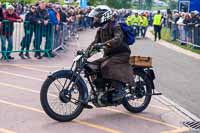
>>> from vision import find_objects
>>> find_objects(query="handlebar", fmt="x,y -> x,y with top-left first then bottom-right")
76,43 -> 106,58
94,43 -> 106,49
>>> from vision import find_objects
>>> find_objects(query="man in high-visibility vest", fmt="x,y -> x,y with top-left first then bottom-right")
133,12 -> 141,36
125,12 -> 141,26
125,15 -> 134,26
133,13 -> 141,25
125,12 -> 141,36
140,13 -> 148,38
153,10 -> 163,41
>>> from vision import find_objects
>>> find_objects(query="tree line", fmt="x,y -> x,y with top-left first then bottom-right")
0,0 -> 177,9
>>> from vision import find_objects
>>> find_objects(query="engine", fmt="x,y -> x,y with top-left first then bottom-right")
91,78 -> 110,107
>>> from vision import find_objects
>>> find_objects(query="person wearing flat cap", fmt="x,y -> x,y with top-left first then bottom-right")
0,5 -> 22,60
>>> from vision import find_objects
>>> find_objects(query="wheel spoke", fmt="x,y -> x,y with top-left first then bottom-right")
129,74 -> 148,108
63,103 -> 68,115
61,103 -> 65,115
46,77 -> 81,117
51,102 -> 60,112
66,96 -> 80,105
56,79 -> 65,90
62,79 -> 68,90
53,82 -> 61,92
69,103 -> 72,114
50,99 -> 60,110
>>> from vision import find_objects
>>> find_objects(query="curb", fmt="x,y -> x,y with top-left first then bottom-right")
155,94 -> 200,122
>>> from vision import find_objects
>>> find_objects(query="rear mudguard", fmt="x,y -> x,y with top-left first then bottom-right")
48,70 -> 89,103
133,67 -> 155,89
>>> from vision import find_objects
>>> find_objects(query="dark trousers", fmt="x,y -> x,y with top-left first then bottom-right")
90,17 -> 94,28
134,25 -> 140,36
1,35 -> 13,57
154,25 -> 161,41
20,26 -> 34,54
34,24 -> 53,56
194,28 -> 199,45
141,26 -> 147,38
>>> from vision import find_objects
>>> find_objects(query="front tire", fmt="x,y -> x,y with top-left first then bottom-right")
122,70 -> 152,113
40,72 -> 85,122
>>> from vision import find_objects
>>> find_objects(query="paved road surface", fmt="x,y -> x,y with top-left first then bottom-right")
0,29 -> 194,133
131,37 -> 200,118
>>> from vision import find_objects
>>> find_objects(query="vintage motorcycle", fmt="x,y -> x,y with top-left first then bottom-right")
40,43 -> 161,122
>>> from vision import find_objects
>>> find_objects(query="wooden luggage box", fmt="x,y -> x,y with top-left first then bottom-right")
129,56 -> 152,67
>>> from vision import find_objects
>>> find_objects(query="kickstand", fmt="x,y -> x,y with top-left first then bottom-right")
152,89 -> 162,96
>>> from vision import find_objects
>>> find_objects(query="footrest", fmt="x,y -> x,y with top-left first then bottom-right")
84,104 -> 93,109
152,92 -> 162,95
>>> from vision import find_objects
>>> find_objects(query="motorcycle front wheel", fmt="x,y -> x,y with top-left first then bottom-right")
40,71 -> 85,122
122,70 -> 152,113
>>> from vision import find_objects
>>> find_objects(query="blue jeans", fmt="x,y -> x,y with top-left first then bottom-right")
72,21 -> 77,33
85,16 -> 90,28
1,35 -> 13,57
171,28 -> 177,41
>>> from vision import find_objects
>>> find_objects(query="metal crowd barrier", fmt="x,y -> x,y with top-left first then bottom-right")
52,21 -> 80,52
0,17 -> 91,60
0,20 -> 55,60
175,24 -> 200,48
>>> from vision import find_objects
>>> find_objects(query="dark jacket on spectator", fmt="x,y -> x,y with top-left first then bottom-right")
0,7 -> 4,34
35,7 -> 49,24
25,10 -> 38,24
0,8 -> 4,21
24,10 -> 38,30
183,19 -> 191,25
189,16 -> 199,26
60,10 -> 67,22
183,18 -> 192,31
198,17 -> 200,26
1,10 -> 21,36
193,16 -> 200,25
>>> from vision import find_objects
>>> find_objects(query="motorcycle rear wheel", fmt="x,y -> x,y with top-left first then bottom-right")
122,70 -> 152,113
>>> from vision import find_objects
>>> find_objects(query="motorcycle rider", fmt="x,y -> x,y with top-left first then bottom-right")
88,5 -> 134,102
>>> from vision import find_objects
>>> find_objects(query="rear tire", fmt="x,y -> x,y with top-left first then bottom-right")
122,70 -> 152,113
40,72 -> 85,122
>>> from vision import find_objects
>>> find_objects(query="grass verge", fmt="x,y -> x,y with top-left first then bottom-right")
151,28 -> 200,54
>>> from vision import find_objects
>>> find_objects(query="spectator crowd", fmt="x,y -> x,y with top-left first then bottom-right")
167,10 -> 200,46
0,0 -> 94,60
120,9 -> 200,47
1,1 -> 200,61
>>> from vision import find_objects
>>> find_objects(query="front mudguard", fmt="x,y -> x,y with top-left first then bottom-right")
48,70 -> 89,103
133,67 -> 155,89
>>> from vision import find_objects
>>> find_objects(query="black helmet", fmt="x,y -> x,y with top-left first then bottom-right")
88,5 -> 112,27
